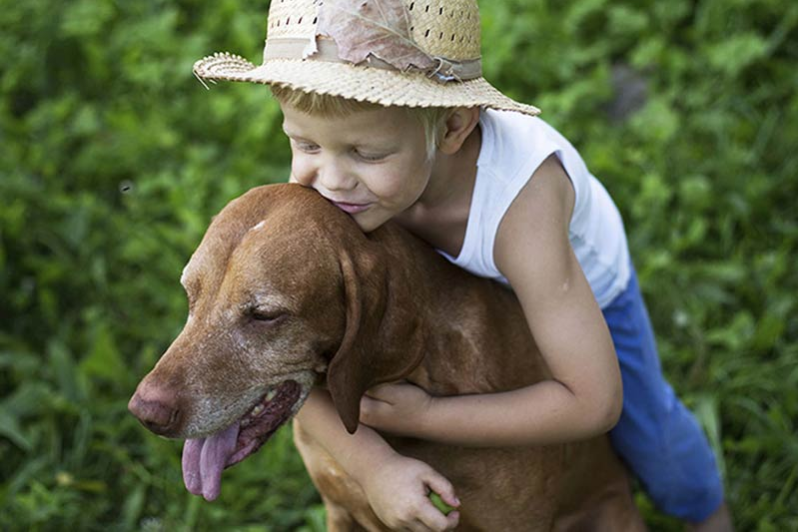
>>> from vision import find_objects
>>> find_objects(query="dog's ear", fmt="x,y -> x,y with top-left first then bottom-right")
327,249 -> 425,433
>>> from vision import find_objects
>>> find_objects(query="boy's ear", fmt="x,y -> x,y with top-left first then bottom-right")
438,107 -> 481,155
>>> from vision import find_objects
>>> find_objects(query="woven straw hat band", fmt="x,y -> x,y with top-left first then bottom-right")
263,38 -> 483,81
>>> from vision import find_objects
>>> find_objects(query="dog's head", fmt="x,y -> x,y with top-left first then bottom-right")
128,183 -> 424,498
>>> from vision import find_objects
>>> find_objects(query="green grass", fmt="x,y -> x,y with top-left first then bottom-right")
1,0 -> 796,530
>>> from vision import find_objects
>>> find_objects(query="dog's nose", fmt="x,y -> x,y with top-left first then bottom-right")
128,386 -> 181,437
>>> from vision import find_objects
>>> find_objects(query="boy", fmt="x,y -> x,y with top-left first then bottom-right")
194,0 -> 731,530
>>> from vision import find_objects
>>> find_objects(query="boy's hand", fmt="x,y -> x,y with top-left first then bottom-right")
360,382 -> 435,437
359,453 -> 460,531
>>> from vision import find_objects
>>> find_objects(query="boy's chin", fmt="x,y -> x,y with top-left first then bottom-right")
354,217 -> 382,233
351,211 -> 388,233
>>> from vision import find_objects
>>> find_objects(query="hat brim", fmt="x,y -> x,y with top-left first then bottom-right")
193,53 -> 540,116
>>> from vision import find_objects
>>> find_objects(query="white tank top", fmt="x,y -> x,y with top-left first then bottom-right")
439,109 -> 631,309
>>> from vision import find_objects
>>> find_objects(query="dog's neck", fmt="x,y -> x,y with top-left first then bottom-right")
373,224 -> 550,396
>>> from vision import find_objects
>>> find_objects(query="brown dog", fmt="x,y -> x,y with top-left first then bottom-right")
129,183 -> 645,531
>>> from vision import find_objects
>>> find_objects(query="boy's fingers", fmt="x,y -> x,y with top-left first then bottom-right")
423,472 -> 460,508
415,511 -> 459,531
359,396 -> 375,415
415,505 -> 455,532
445,511 -> 461,529
365,383 -> 399,402
358,396 -> 391,426
409,520 -> 430,532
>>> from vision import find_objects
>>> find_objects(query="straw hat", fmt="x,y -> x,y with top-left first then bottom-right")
193,0 -> 540,116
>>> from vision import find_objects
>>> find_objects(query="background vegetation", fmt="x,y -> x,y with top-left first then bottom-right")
1,0 -> 796,530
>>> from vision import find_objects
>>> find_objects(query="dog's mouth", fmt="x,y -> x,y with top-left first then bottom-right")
181,380 -> 304,501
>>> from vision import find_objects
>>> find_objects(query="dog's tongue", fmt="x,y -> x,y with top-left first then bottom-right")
181,421 -> 240,501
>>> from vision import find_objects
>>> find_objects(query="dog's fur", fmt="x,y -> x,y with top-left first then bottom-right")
129,184 -> 644,531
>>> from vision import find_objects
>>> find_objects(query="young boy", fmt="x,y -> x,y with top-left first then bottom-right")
194,0 -> 731,530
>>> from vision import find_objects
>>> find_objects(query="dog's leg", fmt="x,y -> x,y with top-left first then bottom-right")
325,497 -> 367,532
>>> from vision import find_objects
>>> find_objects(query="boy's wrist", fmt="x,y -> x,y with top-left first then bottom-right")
424,395 -> 465,443
347,438 -> 400,483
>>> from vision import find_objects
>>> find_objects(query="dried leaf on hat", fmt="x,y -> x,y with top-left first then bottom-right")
317,0 -> 436,72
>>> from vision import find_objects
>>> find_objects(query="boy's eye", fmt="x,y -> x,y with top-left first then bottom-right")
354,148 -> 387,162
294,141 -> 320,153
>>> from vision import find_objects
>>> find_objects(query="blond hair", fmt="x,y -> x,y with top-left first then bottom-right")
270,85 -> 453,159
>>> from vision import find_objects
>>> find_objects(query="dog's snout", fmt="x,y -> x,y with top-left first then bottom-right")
128,386 -> 182,437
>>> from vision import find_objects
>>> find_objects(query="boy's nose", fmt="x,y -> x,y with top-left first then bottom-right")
318,162 -> 357,192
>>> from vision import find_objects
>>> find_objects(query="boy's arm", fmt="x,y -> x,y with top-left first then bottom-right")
296,387 -> 395,477
360,155 -> 623,447
295,388 -> 460,530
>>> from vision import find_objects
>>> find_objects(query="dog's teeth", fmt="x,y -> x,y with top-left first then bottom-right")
266,389 -> 278,402
250,404 -> 264,417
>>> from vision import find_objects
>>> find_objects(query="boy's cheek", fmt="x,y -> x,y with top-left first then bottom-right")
290,162 -> 313,186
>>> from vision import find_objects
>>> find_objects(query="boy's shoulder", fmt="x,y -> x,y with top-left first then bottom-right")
477,109 -> 563,176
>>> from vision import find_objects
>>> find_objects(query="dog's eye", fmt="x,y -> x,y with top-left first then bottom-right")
249,308 -> 285,323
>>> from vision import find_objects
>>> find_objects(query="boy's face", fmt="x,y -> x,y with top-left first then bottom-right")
281,103 -> 434,232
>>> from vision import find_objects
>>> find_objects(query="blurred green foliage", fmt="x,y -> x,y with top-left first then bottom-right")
1,0 -> 796,530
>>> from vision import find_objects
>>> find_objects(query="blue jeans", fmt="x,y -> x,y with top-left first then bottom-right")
603,267 -> 724,522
